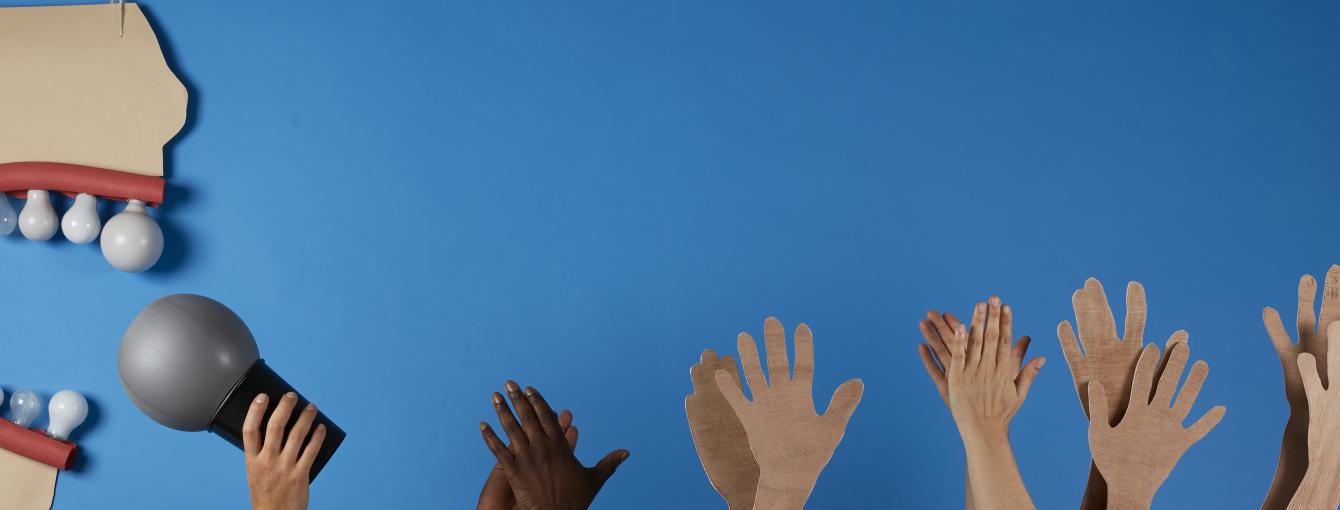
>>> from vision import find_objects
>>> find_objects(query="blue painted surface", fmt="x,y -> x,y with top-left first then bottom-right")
2,1 -> 1340,508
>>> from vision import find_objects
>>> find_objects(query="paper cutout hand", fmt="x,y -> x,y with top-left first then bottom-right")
1262,266 -> 1340,510
685,349 -> 760,510
479,382 -> 628,510
714,318 -> 863,510
1286,322 -> 1340,509
1058,278 -> 1187,508
1088,343 -> 1225,509
478,409 -> 578,510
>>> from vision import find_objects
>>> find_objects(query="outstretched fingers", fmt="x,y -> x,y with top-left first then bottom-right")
1074,278 -> 1118,347
714,370 -> 752,417
795,323 -> 815,390
1186,406 -> 1227,444
1151,341 -> 1190,408
1299,353 -> 1325,404
983,297 -> 1002,367
737,332 -> 768,393
764,317 -> 792,386
1172,361 -> 1209,420
1264,307 -> 1296,356
1087,382 -> 1112,431
968,302 -> 987,368
1124,281 -> 1147,345
1129,344 -> 1162,406
822,379 -> 865,429
918,344 -> 949,402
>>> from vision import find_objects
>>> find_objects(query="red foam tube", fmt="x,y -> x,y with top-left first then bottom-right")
0,161 -> 165,207
0,419 -> 77,470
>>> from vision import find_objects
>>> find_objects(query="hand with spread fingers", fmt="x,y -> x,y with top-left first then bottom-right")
714,317 -> 864,510
478,382 -> 629,510
1088,343 -> 1226,510
685,349 -> 760,510
243,392 -> 329,510
1286,323 -> 1340,509
920,297 -> 1044,510
1058,278 -> 1186,508
478,409 -> 579,510
1262,265 -> 1340,510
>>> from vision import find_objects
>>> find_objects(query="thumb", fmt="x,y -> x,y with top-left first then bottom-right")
1015,357 -> 1046,401
590,449 -> 631,488
822,379 -> 865,428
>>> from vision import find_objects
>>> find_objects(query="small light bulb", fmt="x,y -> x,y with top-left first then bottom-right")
47,390 -> 88,441
18,190 -> 57,241
0,193 -> 15,235
9,389 -> 43,428
101,199 -> 163,272
62,193 -> 102,244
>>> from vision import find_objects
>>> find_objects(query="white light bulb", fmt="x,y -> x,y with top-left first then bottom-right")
9,389 -> 43,428
62,193 -> 102,244
18,190 -> 57,241
47,390 -> 88,441
100,199 -> 163,272
0,193 -> 15,235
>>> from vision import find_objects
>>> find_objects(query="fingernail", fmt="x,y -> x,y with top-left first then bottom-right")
306,403 -> 316,412
505,381 -> 519,393
989,296 -> 1000,306
1038,358 -> 1047,368
493,393 -> 503,405
253,394 -> 267,404
1002,305 -> 1011,313
621,451 -> 630,460
284,392 -> 297,401
480,422 -> 488,431
524,387 -> 536,396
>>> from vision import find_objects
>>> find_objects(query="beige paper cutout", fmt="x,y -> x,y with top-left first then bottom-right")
1286,322 -> 1340,509
714,318 -> 863,510
1263,265 -> 1340,510
1088,342 -> 1226,509
0,3 -> 187,176
1057,278 -> 1188,507
0,448 -> 57,510
685,349 -> 760,510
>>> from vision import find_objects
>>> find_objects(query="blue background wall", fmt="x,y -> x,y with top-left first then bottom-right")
3,0 -> 1340,508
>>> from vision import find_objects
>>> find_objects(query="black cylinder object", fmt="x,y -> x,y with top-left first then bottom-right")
210,359 -> 346,480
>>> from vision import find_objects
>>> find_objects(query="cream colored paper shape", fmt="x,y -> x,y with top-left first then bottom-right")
0,3 -> 187,176
685,349 -> 759,510
1287,322 -> 1340,509
714,318 -> 863,509
1088,342 -> 1226,509
0,448 -> 56,510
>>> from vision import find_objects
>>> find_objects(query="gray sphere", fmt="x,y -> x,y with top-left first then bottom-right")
119,294 -> 260,431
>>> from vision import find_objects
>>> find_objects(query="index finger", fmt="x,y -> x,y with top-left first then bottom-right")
242,393 -> 269,457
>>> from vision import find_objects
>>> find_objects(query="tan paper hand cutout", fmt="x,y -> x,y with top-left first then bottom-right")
1088,342 -> 1226,510
1262,265 -> 1340,510
685,349 -> 760,510
715,318 -> 863,510
1058,278 -> 1187,508
1285,322 -> 1340,509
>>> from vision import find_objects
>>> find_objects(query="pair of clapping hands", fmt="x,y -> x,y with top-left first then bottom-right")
918,281 -> 1226,509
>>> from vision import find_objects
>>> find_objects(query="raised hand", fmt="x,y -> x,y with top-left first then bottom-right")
1058,278 -> 1186,508
479,382 -> 629,510
478,409 -> 578,510
243,393 -> 328,510
685,349 -> 760,510
1286,323 -> 1340,509
714,317 -> 864,510
1088,343 -> 1226,510
1263,265 -> 1340,510
933,297 -> 1044,509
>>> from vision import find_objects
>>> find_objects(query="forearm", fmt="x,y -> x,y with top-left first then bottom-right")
966,474 -> 975,510
751,473 -> 812,510
961,429 -> 1036,510
1263,414 -> 1309,510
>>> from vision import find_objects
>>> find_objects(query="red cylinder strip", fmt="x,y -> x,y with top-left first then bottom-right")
0,161 -> 165,207
0,419 -> 77,470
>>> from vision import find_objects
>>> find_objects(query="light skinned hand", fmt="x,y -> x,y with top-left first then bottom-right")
243,392 -> 328,510
923,297 -> 1043,510
714,317 -> 863,510
479,381 -> 628,510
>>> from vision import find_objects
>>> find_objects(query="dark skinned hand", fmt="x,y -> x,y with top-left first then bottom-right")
478,409 -> 579,510
480,381 -> 629,510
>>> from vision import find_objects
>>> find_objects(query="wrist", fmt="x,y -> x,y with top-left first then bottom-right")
957,423 -> 1009,450
1107,489 -> 1153,510
754,471 -> 813,510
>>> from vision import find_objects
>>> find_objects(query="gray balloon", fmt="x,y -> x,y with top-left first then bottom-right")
119,294 -> 260,431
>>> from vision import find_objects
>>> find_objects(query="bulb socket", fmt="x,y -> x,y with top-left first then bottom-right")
208,359 -> 345,480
